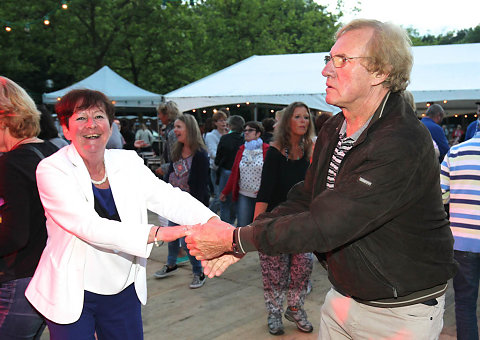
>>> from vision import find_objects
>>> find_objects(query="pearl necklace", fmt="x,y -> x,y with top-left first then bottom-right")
91,170 -> 108,185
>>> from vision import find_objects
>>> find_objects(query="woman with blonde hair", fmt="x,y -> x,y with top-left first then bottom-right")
154,114 -> 210,288
0,77 -> 59,339
254,101 -> 315,335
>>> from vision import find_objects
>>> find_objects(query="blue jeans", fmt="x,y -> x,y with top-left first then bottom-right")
453,250 -> 480,340
0,277 -> 46,340
236,194 -> 256,227
166,222 -> 202,275
208,170 -> 221,213
46,284 -> 142,340
219,168 -> 237,224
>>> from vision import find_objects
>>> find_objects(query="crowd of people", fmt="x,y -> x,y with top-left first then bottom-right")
1,17 -> 479,340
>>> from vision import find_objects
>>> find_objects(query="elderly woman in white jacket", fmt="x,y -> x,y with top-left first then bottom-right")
25,89 -> 216,340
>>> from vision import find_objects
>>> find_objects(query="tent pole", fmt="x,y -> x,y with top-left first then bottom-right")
254,103 -> 258,122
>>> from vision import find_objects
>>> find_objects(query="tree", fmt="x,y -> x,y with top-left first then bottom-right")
1,0 -> 340,99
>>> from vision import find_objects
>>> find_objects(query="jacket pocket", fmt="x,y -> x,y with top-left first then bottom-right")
328,243 -> 397,300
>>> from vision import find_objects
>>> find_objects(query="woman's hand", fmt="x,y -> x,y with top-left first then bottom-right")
219,193 -> 226,202
148,225 -> 197,244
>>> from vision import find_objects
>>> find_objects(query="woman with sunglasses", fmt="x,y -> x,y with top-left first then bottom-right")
220,121 -> 269,227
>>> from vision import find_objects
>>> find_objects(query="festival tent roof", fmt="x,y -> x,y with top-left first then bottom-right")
164,52 -> 339,113
165,43 -> 480,115
42,66 -> 162,108
408,42 -> 480,114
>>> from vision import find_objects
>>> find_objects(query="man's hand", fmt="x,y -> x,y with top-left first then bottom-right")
185,218 -> 234,260
202,254 -> 241,278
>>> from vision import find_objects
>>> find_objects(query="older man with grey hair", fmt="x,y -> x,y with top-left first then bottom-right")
185,19 -> 456,339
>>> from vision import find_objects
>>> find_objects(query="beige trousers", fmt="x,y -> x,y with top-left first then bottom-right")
318,288 -> 445,340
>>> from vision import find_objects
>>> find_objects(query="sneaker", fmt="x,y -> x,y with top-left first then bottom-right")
284,307 -> 313,333
153,265 -> 178,279
189,273 -> 206,289
267,313 -> 284,335
176,256 -> 190,265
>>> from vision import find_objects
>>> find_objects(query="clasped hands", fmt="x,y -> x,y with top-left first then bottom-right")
174,218 -> 243,277
154,218 -> 241,277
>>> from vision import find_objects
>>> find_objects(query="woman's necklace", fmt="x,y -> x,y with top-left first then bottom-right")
284,142 -> 304,161
91,164 -> 107,185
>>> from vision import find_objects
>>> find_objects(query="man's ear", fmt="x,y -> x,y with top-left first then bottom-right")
371,71 -> 389,87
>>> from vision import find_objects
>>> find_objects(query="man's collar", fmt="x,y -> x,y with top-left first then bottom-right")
340,91 -> 390,141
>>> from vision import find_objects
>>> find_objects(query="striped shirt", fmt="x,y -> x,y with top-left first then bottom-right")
440,131 -> 480,252
326,117 -> 372,189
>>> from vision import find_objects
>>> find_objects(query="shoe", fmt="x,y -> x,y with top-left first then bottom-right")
153,265 -> 178,279
176,256 -> 189,265
267,313 -> 284,335
284,307 -> 313,333
189,273 -> 206,289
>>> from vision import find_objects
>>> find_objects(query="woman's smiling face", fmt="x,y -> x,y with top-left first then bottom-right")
62,104 -> 112,160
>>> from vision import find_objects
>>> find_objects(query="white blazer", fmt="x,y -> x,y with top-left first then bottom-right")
25,145 -> 216,324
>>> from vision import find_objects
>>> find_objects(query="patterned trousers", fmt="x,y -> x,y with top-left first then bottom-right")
259,252 -> 313,315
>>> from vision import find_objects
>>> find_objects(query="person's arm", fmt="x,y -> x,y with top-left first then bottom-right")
188,150 -> 210,203
204,132 -> 218,163
433,126 -> 450,159
36,151 -> 215,258
221,148 -> 242,197
440,151 -> 451,204
253,202 -> 268,221
214,136 -> 225,167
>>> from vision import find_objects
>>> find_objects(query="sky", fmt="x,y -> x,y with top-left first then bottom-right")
319,0 -> 480,35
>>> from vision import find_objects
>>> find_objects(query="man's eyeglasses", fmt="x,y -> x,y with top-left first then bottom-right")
243,128 -> 257,133
324,55 -> 370,68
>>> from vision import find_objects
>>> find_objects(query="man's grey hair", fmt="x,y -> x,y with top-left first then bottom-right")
426,104 -> 445,118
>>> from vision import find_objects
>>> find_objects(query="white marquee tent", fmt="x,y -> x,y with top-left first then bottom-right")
43,66 -> 162,108
165,43 -> 480,116
165,52 -> 339,113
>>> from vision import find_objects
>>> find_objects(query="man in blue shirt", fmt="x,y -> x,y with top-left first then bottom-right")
464,102 -> 480,141
421,104 -> 449,162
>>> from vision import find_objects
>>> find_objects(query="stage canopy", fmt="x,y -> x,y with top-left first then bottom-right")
43,66 -> 162,108
165,43 -> 480,116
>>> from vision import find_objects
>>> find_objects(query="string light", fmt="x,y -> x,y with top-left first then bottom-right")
203,110 -> 207,114
192,109 -> 196,113
226,107 -> 229,110
1,1 -> 73,33
443,100 -> 448,104
246,101 -> 250,105
236,104 -> 240,108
